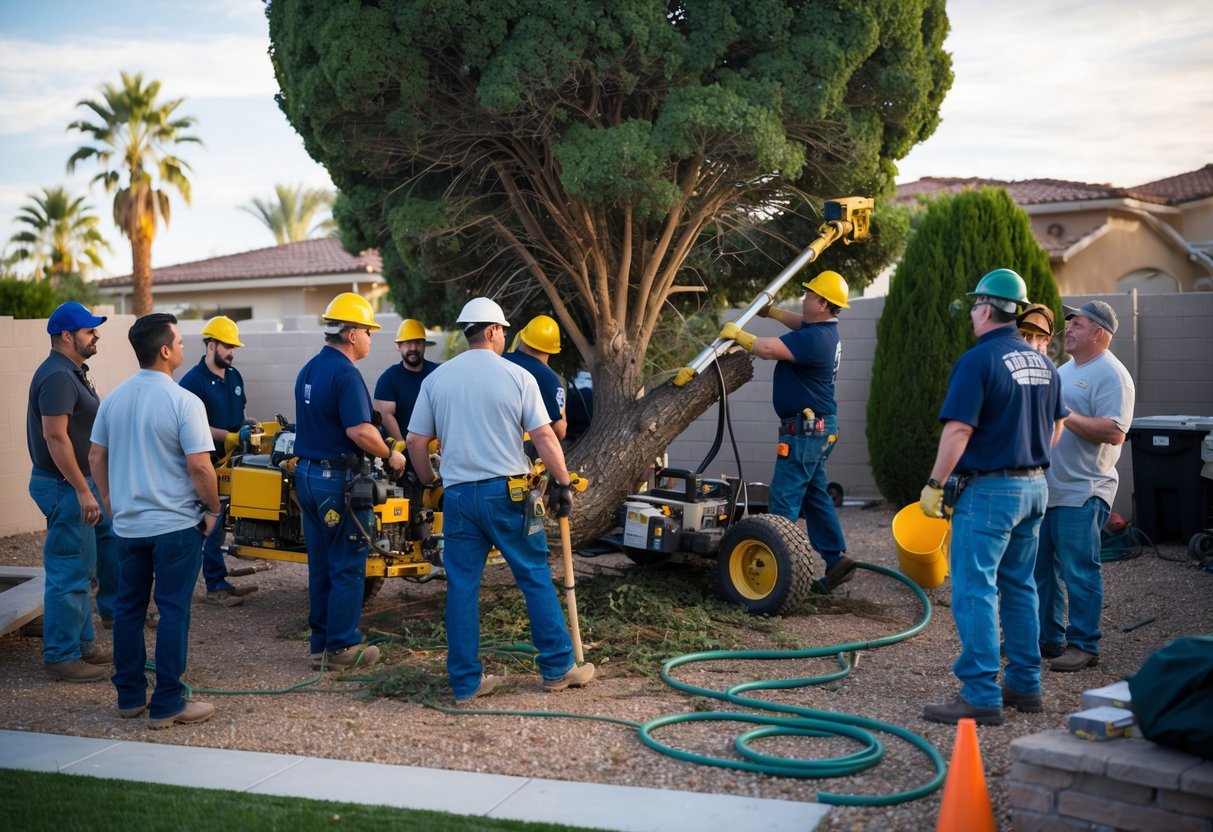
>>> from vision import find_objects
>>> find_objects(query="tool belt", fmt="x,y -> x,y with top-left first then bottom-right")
778,415 -> 826,436
968,467 -> 1044,478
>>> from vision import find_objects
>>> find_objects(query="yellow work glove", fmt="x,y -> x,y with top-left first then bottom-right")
719,322 -> 756,353
919,480 -> 946,519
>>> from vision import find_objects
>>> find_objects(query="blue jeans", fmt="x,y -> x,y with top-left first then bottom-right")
29,472 -> 101,663
1035,497 -> 1109,655
93,497 -> 119,621
296,461 -> 369,655
200,503 -> 231,592
442,479 -> 574,699
767,415 -> 846,560
111,527 -> 203,719
949,475 -> 1047,707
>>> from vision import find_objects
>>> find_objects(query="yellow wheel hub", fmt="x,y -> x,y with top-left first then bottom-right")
728,540 -> 778,600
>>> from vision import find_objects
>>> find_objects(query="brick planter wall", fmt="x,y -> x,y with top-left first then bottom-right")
1009,730 -> 1213,831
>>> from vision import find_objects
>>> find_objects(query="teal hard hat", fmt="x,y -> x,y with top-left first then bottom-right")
966,268 -> 1029,308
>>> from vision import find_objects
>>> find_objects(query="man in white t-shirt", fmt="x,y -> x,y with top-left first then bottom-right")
406,297 -> 594,702
1034,300 -> 1135,672
90,313 -> 221,729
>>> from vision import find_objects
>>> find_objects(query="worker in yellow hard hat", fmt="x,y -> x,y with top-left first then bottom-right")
292,293 -> 403,672
373,318 -> 439,442
179,315 -> 259,606
504,314 -> 566,440
717,270 -> 855,593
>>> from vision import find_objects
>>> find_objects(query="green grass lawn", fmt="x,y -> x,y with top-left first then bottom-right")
1,768 -> 601,832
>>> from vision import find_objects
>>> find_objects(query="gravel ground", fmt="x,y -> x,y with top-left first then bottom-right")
2,503 -> 1209,831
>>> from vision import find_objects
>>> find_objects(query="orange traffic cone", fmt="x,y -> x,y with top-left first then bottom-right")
936,717 -> 996,832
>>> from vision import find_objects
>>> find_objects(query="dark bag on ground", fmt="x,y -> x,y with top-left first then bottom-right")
1127,635 -> 1213,759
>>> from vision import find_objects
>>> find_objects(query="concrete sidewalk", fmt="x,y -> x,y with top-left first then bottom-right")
0,729 -> 829,831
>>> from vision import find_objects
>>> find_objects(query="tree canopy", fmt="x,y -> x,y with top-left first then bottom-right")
242,183 -> 336,244
5,186 -> 111,285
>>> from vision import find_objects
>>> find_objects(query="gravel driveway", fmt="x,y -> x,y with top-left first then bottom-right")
2,503 -> 1208,832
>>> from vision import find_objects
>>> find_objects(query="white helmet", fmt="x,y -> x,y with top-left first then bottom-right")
455,297 -> 510,330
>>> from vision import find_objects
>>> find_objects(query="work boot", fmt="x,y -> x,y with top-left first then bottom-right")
225,583 -> 258,597
204,588 -> 246,607
456,674 -> 504,703
100,616 -> 114,630
922,695 -> 1004,726
309,651 -> 326,670
1040,642 -> 1066,660
814,556 -> 857,594
1000,682 -> 1044,713
118,701 -> 148,719
45,659 -> 108,683
82,648 -> 113,665
1049,646 -> 1099,672
148,701 -> 215,730
325,644 -> 380,670
543,662 -> 596,692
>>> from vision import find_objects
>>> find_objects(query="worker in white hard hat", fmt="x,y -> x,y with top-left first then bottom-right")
717,270 -> 856,593
406,297 -> 594,702
179,315 -> 259,607
374,318 -> 439,442
292,293 -> 405,672
504,314 -> 566,440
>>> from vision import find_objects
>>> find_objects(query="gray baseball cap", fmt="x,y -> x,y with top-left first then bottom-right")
1063,300 -> 1118,335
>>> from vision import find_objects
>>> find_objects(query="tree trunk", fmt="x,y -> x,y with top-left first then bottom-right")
130,230 -> 154,316
559,350 -> 754,549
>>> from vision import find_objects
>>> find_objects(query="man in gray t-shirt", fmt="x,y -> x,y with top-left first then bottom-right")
1035,301 -> 1135,672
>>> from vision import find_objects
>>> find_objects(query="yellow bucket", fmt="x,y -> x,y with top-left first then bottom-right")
892,503 -> 951,589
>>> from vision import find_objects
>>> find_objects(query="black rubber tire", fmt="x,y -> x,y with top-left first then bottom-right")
826,482 -> 845,507
716,514 -> 815,615
1189,532 -> 1213,560
362,576 -> 385,606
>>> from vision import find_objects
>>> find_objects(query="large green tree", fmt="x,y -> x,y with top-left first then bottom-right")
241,182 -> 337,244
5,186 -> 112,286
867,187 -> 1061,508
67,71 -> 200,315
269,0 -> 952,542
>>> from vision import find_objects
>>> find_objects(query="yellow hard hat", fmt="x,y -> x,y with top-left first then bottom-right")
322,292 -> 380,330
395,319 -> 434,344
802,270 -> 850,309
201,315 -> 244,347
519,314 -> 561,354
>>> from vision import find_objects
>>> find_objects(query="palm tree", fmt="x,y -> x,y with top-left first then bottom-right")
241,183 -> 336,244
6,186 -> 112,286
67,71 -> 200,315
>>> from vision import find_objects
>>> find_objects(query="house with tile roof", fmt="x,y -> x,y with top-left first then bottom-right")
96,237 -> 387,320
894,164 -> 1213,295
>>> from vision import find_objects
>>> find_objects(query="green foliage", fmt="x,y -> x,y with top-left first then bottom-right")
6,186 -> 112,282
241,183 -> 336,244
0,278 -> 59,318
866,187 -> 1060,507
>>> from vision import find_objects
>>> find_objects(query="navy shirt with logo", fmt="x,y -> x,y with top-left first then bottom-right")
503,351 -> 565,424
27,351 -> 100,477
772,320 -> 841,419
293,345 -> 374,460
179,356 -> 247,433
939,326 -> 1068,473
373,359 -> 439,437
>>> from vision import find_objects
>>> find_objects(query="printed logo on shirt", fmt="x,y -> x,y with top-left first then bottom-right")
1001,349 -> 1053,386
555,387 -> 566,408
303,382 -> 312,404
324,508 -> 341,527
235,385 -> 242,397
1075,378 -> 1089,389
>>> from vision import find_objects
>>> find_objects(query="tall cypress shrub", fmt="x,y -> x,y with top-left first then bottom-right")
867,187 -> 1059,507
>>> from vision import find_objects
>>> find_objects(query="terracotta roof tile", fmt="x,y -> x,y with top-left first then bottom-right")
892,176 -> 1166,207
1129,164 -> 1213,204
99,237 -> 381,287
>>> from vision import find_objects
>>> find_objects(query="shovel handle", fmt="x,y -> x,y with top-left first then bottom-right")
558,516 -> 584,663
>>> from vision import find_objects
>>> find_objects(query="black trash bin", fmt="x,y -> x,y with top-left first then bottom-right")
1126,416 -> 1213,543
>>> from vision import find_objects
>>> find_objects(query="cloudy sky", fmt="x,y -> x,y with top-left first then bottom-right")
1,0 -> 1211,279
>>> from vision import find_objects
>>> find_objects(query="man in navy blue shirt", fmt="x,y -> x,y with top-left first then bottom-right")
373,319 -> 439,442
919,268 -> 1067,726
294,293 -> 405,671
504,315 -> 566,441
719,271 -> 855,593
179,316 -> 258,606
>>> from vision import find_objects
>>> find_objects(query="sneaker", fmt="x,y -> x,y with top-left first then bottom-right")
922,694 -> 1004,726
148,701 -> 215,730
44,659 -> 108,683
82,648 -> 113,665
1040,642 -> 1066,660
543,662 -> 596,692
814,556 -> 857,594
456,674 -> 504,702
1049,646 -> 1099,672
204,588 -> 245,607
1000,682 -> 1044,713
325,644 -> 380,670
